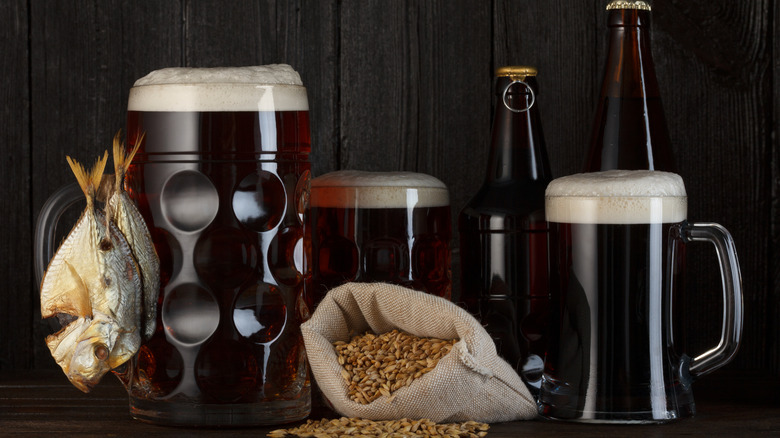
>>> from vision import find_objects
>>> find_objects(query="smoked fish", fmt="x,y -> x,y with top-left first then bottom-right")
40,153 -> 142,392
107,132 -> 160,340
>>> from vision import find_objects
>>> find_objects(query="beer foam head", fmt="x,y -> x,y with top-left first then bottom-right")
128,64 -> 308,112
545,170 -> 687,224
311,170 -> 450,209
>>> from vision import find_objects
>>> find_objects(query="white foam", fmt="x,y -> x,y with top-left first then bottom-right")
545,170 -> 687,224
311,170 -> 450,209
128,65 -> 308,112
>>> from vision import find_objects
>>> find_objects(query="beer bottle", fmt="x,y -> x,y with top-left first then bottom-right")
458,66 -> 552,392
584,0 -> 675,171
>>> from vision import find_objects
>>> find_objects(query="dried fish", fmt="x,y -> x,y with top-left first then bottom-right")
40,153 -> 142,392
107,131 -> 160,339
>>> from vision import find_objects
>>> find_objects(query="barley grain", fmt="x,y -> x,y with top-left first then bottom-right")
333,329 -> 457,405
266,417 -> 489,438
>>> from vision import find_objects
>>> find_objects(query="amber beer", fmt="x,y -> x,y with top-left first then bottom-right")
123,66 -> 311,426
306,171 -> 451,309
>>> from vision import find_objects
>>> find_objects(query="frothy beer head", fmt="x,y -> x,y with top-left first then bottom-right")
311,170 -> 450,209
128,64 -> 308,112
545,170 -> 687,224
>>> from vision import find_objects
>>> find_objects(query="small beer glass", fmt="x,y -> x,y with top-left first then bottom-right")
305,170 -> 452,309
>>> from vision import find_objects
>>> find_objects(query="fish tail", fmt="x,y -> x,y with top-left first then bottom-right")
66,156 -> 90,198
112,130 -> 143,189
67,152 -> 108,205
89,151 -> 109,199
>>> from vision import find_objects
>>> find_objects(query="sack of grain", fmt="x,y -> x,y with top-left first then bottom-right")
300,282 -> 537,423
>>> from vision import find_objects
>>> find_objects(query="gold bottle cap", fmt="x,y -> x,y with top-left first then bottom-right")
496,66 -> 537,81
606,1 -> 651,11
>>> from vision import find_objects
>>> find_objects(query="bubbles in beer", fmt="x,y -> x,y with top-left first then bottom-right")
233,283 -> 287,345
161,170 -> 219,232
233,171 -> 287,232
162,283 -> 220,345
194,226 -> 258,289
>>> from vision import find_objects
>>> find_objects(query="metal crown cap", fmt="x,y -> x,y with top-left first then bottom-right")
606,1 -> 651,11
496,66 -> 538,80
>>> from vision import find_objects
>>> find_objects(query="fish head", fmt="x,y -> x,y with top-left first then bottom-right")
66,315 -> 119,392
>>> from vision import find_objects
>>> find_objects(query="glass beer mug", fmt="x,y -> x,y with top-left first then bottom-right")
305,170 -> 452,310
34,65 -> 311,426
538,170 -> 742,423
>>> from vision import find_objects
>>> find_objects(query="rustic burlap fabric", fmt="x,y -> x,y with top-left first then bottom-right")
300,282 -> 537,423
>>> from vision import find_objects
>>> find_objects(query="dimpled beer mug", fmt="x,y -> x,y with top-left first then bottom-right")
539,170 -> 742,423
122,65 -> 311,425
305,171 -> 452,309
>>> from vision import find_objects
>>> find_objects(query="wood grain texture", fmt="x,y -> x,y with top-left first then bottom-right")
492,0 -> 597,179
651,0 -> 773,370
2,370 -> 780,436
4,0 -> 779,378
772,0 -> 780,374
0,0 -> 32,370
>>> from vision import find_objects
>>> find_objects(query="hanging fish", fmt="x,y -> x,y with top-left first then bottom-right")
106,131 -> 160,340
40,153 -> 142,392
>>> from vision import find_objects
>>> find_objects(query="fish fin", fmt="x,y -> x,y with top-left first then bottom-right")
66,152 -> 109,203
64,260 -> 93,318
89,151 -> 109,198
112,130 -> 143,188
66,156 -> 90,198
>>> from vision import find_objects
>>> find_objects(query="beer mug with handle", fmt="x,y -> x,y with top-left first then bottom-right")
538,170 -> 742,423
35,65 -> 312,426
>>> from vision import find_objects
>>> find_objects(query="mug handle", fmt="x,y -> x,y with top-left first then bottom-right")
670,222 -> 743,379
34,182 -> 83,287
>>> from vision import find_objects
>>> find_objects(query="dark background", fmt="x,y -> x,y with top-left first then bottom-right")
2,0 -> 777,384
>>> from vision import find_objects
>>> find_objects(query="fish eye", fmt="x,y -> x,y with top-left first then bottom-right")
99,238 -> 113,251
94,345 -> 109,361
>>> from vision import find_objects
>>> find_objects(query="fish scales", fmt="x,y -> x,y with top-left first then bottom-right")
40,152 -> 142,393
107,131 -> 160,340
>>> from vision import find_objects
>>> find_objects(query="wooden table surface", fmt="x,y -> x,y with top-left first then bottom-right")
2,370 -> 779,437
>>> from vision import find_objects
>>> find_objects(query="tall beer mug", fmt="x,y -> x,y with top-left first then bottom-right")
34,65 -> 312,426
539,170 -> 742,423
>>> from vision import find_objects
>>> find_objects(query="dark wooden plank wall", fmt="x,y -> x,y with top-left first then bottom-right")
2,0 -> 776,376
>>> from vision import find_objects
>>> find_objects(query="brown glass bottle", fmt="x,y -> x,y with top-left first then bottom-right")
458,66 -> 552,392
584,0 -> 675,171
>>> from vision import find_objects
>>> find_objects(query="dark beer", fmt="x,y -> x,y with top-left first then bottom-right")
458,66 -> 551,390
123,66 -> 311,426
306,171 -> 451,309
585,1 -> 675,172
540,170 -> 690,422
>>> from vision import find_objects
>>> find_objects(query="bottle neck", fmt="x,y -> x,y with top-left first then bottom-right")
485,76 -> 551,184
584,7 -> 675,172
600,9 -> 660,99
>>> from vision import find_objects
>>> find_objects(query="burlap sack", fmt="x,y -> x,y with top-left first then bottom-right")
300,282 -> 537,423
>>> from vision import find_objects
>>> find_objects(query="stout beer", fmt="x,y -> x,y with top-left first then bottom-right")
539,170 -> 744,423
541,170 -> 688,421
123,65 -> 311,426
458,66 -> 551,391
306,171 -> 451,308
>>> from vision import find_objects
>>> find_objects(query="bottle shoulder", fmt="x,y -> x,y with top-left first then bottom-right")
460,180 -> 548,226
